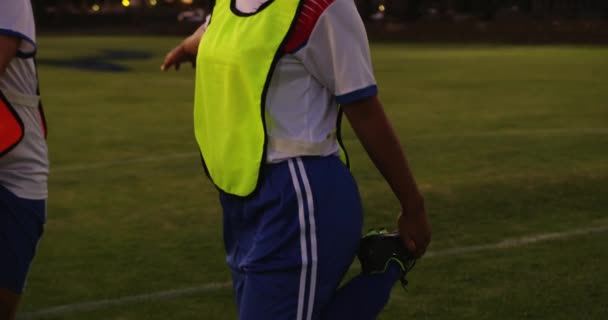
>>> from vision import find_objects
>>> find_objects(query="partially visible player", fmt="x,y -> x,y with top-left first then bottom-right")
0,1 -> 48,319
162,0 -> 431,319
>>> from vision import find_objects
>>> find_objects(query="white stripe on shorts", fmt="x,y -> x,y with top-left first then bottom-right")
296,157 -> 318,320
288,159 -> 309,320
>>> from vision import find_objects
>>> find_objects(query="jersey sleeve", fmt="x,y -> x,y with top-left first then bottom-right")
294,0 -> 377,105
0,0 -> 36,57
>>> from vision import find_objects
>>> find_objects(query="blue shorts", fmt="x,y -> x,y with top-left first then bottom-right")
220,156 -> 363,320
0,185 -> 46,294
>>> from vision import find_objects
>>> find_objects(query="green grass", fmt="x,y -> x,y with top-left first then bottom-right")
18,37 -> 608,319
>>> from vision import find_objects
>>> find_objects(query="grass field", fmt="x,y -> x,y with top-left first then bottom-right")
17,37 -> 608,319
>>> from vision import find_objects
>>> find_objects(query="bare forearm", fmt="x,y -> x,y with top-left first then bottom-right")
161,21 -> 207,71
182,23 -> 207,55
343,96 -> 424,210
344,95 -> 431,256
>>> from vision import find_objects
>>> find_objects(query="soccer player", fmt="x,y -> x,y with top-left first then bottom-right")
0,1 -> 48,319
162,0 -> 431,319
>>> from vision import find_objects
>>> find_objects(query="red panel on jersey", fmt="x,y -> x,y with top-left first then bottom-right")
283,0 -> 335,53
0,92 -> 24,156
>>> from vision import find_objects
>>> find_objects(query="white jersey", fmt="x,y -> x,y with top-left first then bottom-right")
208,0 -> 377,163
0,0 -> 48,199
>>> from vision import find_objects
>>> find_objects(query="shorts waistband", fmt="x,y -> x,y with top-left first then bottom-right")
267,136 -> 337,156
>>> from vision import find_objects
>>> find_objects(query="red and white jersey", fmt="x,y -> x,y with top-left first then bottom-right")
0,0 -> 48,199
207,0 -> 377,163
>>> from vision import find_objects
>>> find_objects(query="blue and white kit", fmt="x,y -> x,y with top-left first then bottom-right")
0,0 -> 48,294
207,0 -> 401,319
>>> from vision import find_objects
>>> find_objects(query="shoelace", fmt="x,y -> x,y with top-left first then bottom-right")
399,257 -> 417,289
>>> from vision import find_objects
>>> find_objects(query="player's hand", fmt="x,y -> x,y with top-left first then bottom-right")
161,43 -> 196,71
397,196 -> 431,258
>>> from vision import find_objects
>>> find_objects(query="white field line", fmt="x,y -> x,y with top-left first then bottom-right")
424,224 -> 608,258
18,283 -> 231,320
52,152 -> 198,173
51,127 -> 608,174
18,223 -> 608,319
406,127 -> 608,141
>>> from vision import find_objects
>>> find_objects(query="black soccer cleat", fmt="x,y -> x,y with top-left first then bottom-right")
357,228 -> 417,287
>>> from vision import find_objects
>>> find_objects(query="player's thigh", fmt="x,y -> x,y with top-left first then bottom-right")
0,186 -> 45,295
238,270 -> 302,320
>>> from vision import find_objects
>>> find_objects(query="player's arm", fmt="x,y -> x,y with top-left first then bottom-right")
342,96 -> 431,258
297,0 -> 431,257
0,35 -> 20,74
161,21 -> 207,71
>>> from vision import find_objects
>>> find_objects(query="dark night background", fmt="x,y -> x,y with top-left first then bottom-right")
33,0 -> 608,42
